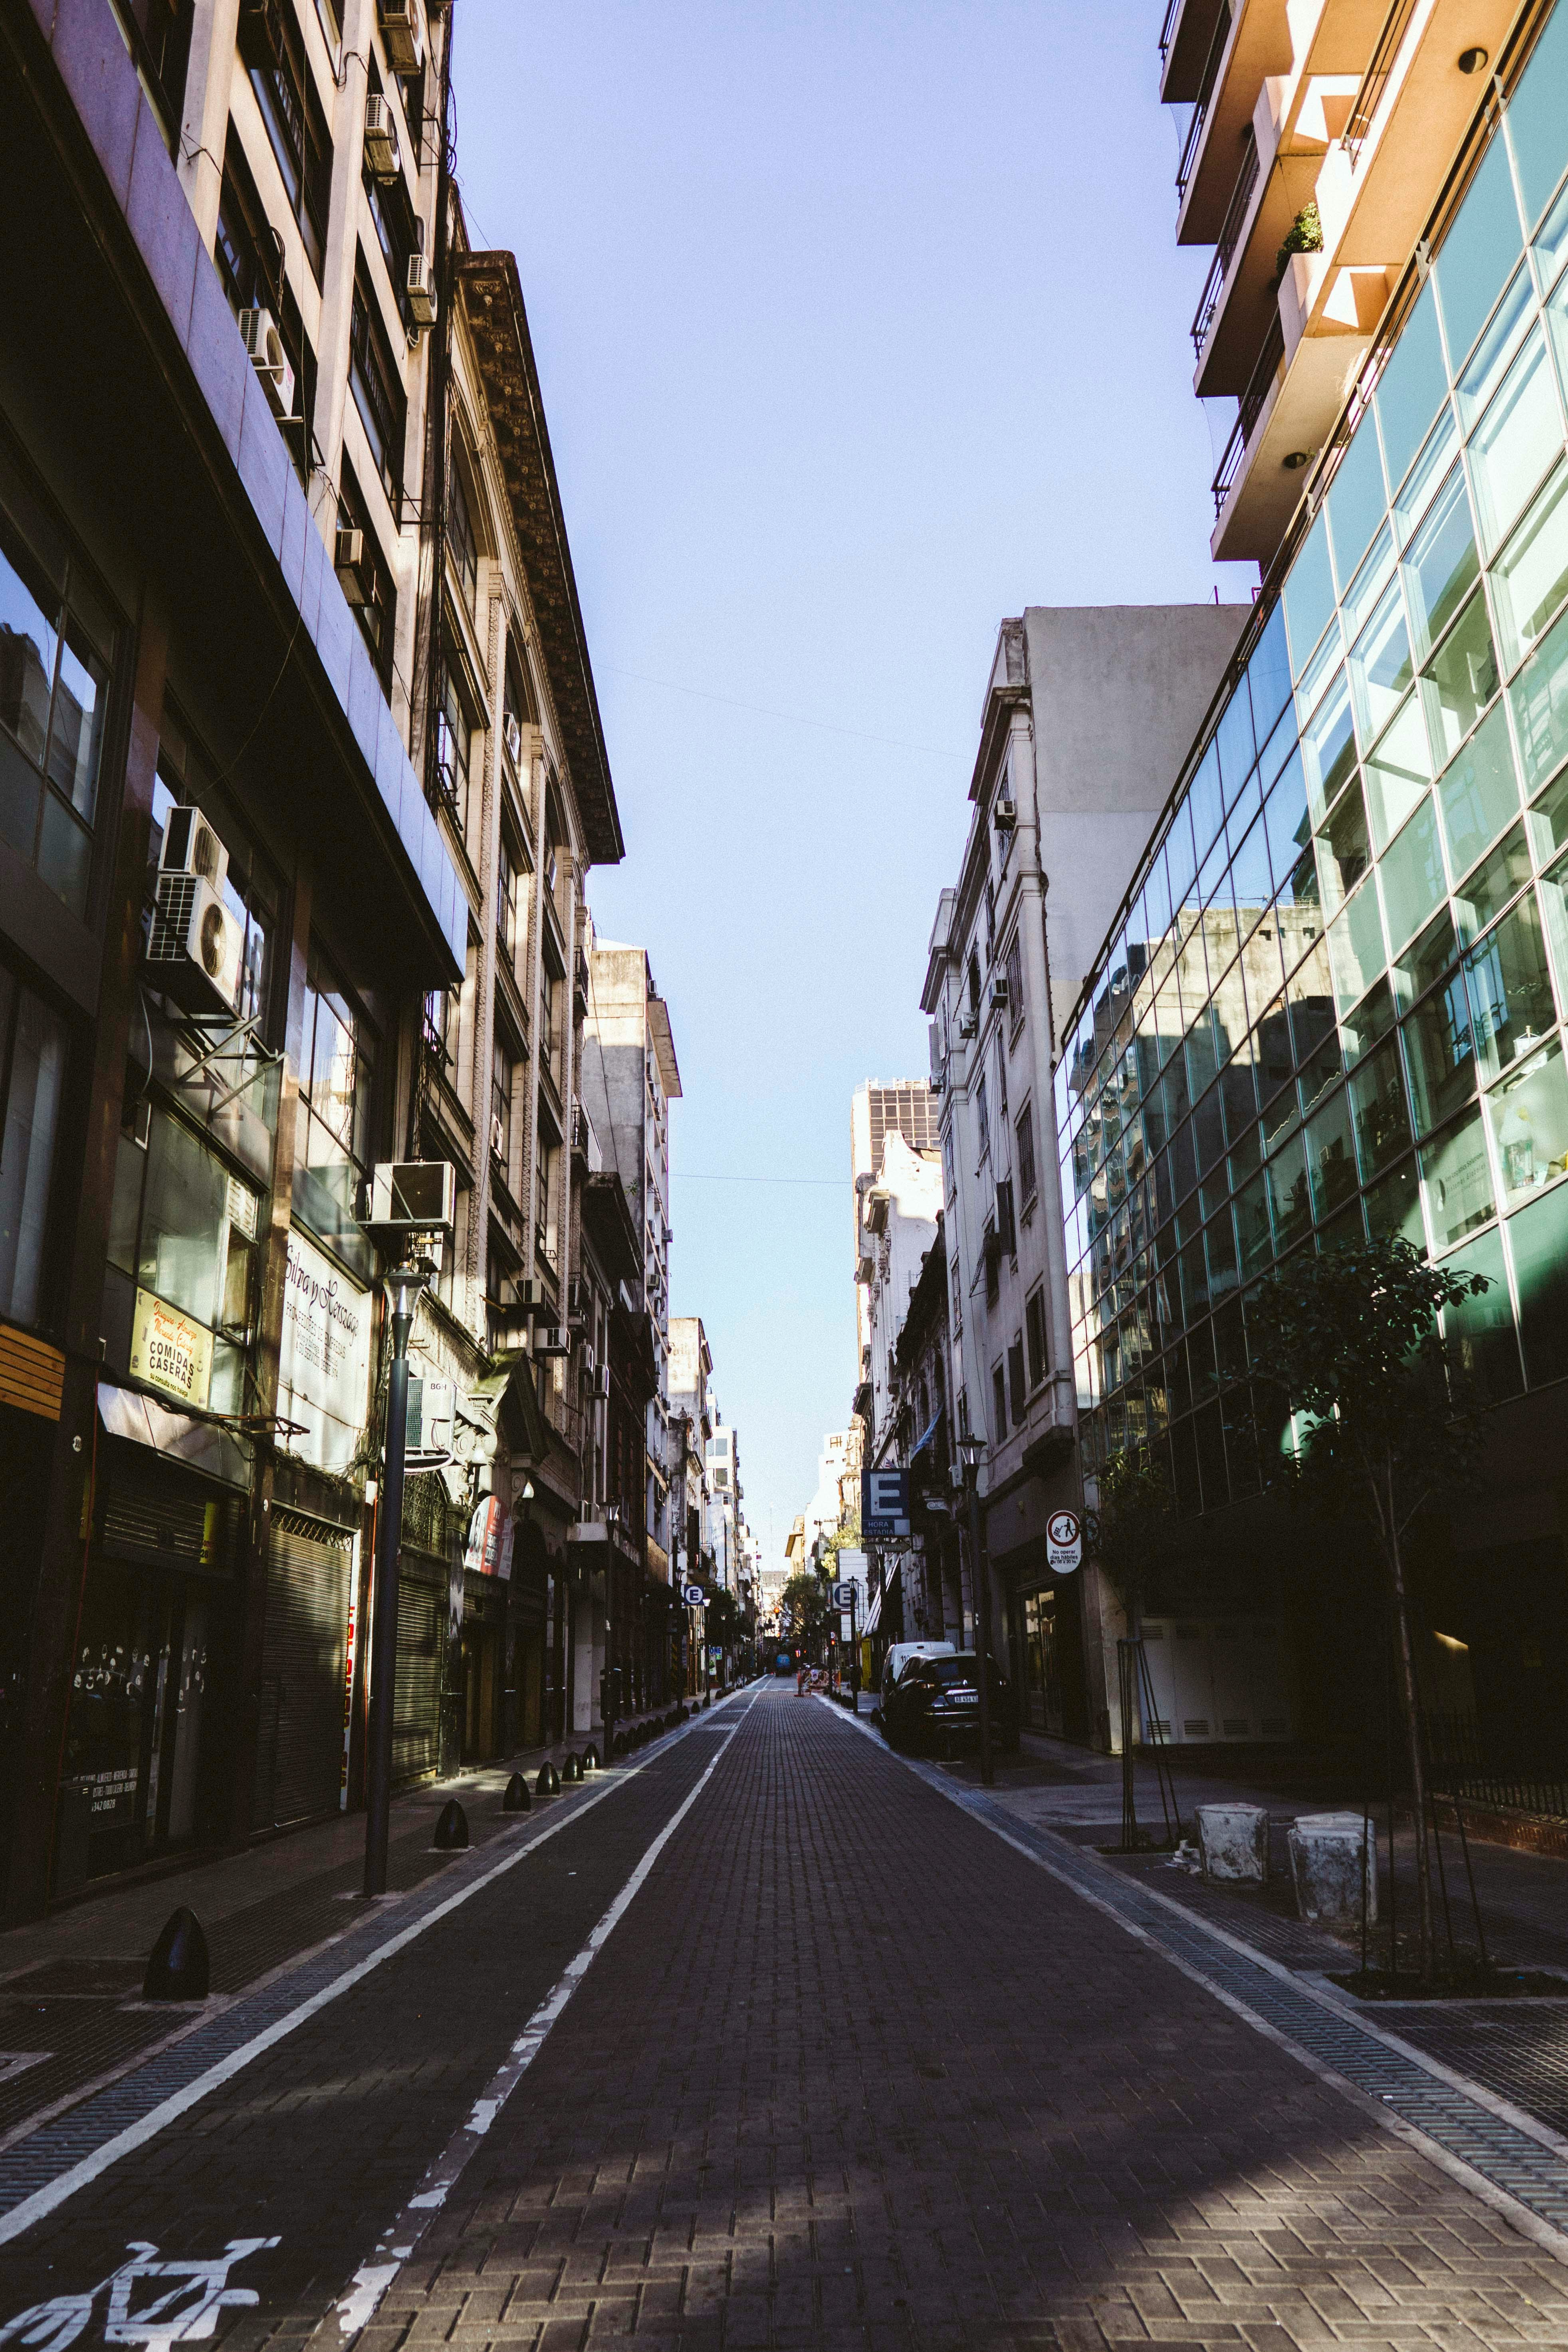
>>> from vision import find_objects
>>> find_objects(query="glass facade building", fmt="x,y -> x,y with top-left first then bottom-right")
1055,3 -> 1568,1518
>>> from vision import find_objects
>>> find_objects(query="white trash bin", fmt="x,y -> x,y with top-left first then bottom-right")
1195,1802 -> 1270,1883
1288,1811 -> 1377,1923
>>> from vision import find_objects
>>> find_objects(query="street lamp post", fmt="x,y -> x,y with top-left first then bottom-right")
364,1258 -> 429,1894
957,1430 -> 993,1789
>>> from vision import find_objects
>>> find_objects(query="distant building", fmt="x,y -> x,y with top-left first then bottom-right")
851,1081 -> 940,1357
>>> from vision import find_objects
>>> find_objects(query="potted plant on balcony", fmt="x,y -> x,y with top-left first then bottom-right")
1274,200 -> 1324,287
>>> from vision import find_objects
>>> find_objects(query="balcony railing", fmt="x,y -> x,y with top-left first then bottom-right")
1174,0 -> 1231,200
1190,131 -> 1259,355
1211,312 -> 1286,512
1344,0 -> 1421,168
1157,0 -> 1181,64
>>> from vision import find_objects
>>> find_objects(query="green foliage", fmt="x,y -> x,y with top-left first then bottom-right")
1248,1236 -> 1491,1517
1094,1444 -> 1176,1616
779,1569 -> 830,1651
1275,200 -> 1324,281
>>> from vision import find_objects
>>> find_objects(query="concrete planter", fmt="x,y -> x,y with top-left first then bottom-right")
1195,1802 -> 1270,1883
1288,1811 -> 1377,1924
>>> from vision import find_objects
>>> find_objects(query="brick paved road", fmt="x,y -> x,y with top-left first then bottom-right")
2,1686 -> 1566,2352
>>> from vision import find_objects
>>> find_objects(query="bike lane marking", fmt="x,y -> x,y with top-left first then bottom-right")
0,2237 -> 281,2352
329,1689 -> 763,2344
0,1698 -> 751,2251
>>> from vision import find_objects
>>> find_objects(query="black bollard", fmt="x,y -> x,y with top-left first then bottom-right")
503,1772 -> 531,1811
434,1798 -> 469,1850
561,1753 -> 582,1783
536,1760 -> 561,1797
143,1906 -> 209,2000
582,1744 -> 600,1772
612,1732 -> 627,1756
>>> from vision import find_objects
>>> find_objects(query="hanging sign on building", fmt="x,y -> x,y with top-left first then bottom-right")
465,1495 -> 507,1577
130,1290 -> 213,1409
1046,1508 -> 1082,1574
278,1228 -> 373,1474
862,1470 -> 910,1539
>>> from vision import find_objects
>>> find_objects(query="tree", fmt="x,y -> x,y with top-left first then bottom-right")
1094,1445 -> 1177,1632
779,1570 -> 830,1661
1249,1235 -> 1491,1977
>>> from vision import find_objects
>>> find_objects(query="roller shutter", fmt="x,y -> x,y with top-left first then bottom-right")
393,1552 -> 444,1786
257,1511 -> 353,1828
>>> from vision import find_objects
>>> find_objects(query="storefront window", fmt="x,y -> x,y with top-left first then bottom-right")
294,946 -> 377,1277
103,1105 -> 262,1413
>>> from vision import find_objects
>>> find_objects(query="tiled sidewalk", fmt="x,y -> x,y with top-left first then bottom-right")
361,1685 -> 1568,2352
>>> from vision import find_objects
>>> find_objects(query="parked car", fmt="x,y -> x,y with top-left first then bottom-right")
878,1641 -> 955,1714
880,1651 -> 1019,1757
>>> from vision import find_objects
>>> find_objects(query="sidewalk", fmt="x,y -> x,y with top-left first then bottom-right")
0,1698 -> 713,2151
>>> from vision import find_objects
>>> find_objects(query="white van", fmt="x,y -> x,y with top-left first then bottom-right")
879,1641 -> 955,1710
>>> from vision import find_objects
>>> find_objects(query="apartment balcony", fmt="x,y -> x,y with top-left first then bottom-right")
1174,0 -> 1292,245
1199,0 -> 1516,564
1160,0 -> 1231,104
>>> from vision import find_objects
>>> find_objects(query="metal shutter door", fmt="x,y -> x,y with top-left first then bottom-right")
393,1559 -> 442,1785
258,1514 -> 352,1828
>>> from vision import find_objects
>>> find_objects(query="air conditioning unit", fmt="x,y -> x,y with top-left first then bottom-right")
365,1160 -> 456,1236
567,1275 -> 588,1319
406,250 -> 437,327
363,95 -> 400,179
591,1363 -> 611,1401
160,804 -> 229,898
503,712 -> 523,767
534,1325 -> 571,1358
334,527 -> 376,607
994,795 -> 1017,832
490,1114 -> 506,1160
404,1374 -> 454,1464
146,872 -> 244,1016
237,0 -> 284,72
511,1276 -> 547,1313
989,975 -> 1010,1011
377,0 -> 424,73
957,1012 -> 977,1039
239,307 -> 294,421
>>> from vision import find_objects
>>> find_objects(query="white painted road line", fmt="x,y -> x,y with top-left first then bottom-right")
331,1690 -> 761,2344
0,1704 -> 747,2251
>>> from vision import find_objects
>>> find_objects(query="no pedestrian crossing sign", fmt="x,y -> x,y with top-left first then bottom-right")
682,1583 -> 706,1606
1045,1509 -> 1082,1574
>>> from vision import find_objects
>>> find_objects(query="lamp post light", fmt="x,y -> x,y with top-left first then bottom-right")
604,1498 -> 622,1754
957,1429 -> 993,1789
364,1257 -> 430,1894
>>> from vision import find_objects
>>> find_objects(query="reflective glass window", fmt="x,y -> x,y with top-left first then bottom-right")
1187,741 -> 1224,865
1436,131 -> 1524,373
1349,573 -> 1414,744
1216,684 -> 1255,807
1366,1152 -> 1424,1246
1326,414 -> 1388,589
1507,1177 -> 1568,1384
1349,1039 -> 1412,1179
1466,889 -> 1558,1076
1365,692 -> 1433,850
1454,820 -> 1534,943
1486,1031 -> 1568,1207
1247,601 -> 1292,743
1421,1106 -> 1496,1251
1380,793 -> 1447,950
1301,671 -> 1358,821
1377,280 -> 1449,494
1267,1130 -> 1313,1251
1455,262 -> 1535,429
1508,0 -> 1568,234
1314,776 -> 1370,909
1469,327 -> 1562,555
1509,594 -> 1568,791
1421,585 -> 1499,761
1395,402 -> 1460,546
1284,508 -> 1336,675
1437,699 -> 1522,881
1306,1086 -> 1359,1221
1340,523 -> 1396,644
1402,465 -> 1479,659
1491,455 -> 1568,669
1441,1224 -> 1521,1401
1403,967 -> 1476,1136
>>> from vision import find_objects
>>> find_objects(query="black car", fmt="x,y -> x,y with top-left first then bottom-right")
878,1652 -> 1018,1757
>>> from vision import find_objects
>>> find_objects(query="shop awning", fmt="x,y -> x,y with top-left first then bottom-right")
97,1381 -> 250,1489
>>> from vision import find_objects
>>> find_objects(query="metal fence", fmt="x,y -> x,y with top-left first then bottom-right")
1422,1710 -> 1568,1821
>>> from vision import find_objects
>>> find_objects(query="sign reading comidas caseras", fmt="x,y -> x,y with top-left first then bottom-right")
130,1289 -> 212,1408
278,1228 -> 373,1473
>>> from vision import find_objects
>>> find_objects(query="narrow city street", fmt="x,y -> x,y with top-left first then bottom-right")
2,1684 -> 1565,2352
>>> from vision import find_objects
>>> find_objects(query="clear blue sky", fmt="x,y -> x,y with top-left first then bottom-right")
452,2 -> 1257,1575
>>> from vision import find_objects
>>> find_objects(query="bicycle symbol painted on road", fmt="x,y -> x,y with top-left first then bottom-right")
0,2238 -> 280,2352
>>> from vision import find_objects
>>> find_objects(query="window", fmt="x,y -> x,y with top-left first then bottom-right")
361,61 -> 419,308
497,829 -> 516,957
294,947 -> 377,1273
996,1035 -> 1008,1117
1025,1285 -> 1049,1387
449,463 -> 479,613
247,0 -> 333,280
991,1361 -> 1007,1445
1005,929 -> 1023,1022
0,962 -> 68,1329
0,452 -> 113,922
435,660 -> 472,833
1016,1098 -> 1037,1204
976,1074 -> 990,1163
491,1042 -> 512,1168
1007,1334 -> 1026,1423
104,1104 -> 261,1413
349,260 -> 407,507
115,0 -> 194,146
336,462 -> 395,690
424,985 -> 457,1077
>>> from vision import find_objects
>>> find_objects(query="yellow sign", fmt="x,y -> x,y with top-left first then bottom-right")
130,1289 -> 213,1409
